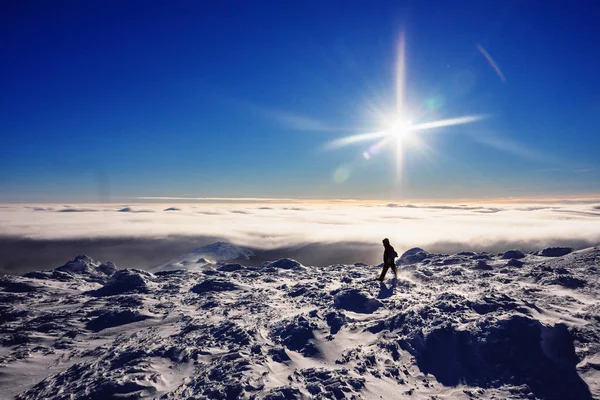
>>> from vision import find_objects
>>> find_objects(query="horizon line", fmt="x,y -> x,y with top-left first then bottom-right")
1,193 -> 599,205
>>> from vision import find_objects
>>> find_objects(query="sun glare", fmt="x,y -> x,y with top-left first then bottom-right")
390,118 -> 413,141
324,31 -> 487,183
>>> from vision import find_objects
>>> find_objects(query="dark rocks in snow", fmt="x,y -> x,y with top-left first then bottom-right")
191,278 -> 239,294
218,263 -> 244,272
3,245 -> 600,400
96,262 -> 118,276
0,277 -> 40,293
537,247 -> 574,257
268,347 -> 291,363
0,306 -> 28,324
88,269 -> 154,297
471,253 -> 493,260
210,321 -> 252,346
295,367 -> 365,398
85,310 -> 151,332
263,386 -> 302,400
473,260 -> 493,270
398,247 -> 430,265
507,259 -> 525,268
1,332 -> 33,346
56,255 -> 99,273
24,270 -> 76,282
272,315 -> 319,357
163,207 -> 181,211
202,269 -> 220,276
333,289 -> 382,314
404,316 -> 592,400
287,284 -> 311,297
542,275 -> 587,289
433,292 -> 469,313
502,250 -> 526,259
262,258 -> 305,270
52,255 -> 117,283
325,310 -> 346,334
467,293 -> 521,314
105,294 -> 145,308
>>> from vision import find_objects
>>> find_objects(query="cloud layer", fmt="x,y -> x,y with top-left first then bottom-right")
1,201 -> 599,271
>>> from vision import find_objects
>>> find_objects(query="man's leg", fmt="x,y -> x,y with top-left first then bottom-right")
391,264 -> 398,278
378,264 -> 390,281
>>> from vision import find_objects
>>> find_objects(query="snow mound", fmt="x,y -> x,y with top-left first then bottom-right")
502,249 -> 526,259
537,247 -> 574,257
325,310 -> 346,334
190,278 -> 239,294
507,258 -> 525,267
217,263 -> 244,272
271,315 -> 320,357
473,259 -> 493,270
334,288 -> 383,314
54,255 -> 117,282
398,247 -> 430,264
261,258 -> 305,270
88,269 -> 155,296
404,316 -> 589,399
85,310 -> 152,332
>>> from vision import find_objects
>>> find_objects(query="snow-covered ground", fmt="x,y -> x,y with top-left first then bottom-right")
1,243 -> 599,399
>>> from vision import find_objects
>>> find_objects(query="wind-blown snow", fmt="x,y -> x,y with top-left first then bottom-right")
1,244 -> 599,399
154,242 -> 254,271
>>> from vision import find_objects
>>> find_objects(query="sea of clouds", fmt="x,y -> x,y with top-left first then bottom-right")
1,201 -> 599,273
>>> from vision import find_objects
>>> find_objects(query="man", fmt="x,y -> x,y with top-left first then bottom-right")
377,238 -> 398,281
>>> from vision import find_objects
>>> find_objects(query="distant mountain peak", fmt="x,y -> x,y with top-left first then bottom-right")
153,242 -> 254,272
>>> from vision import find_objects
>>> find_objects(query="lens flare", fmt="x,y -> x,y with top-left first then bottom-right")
476,44 -> 506,83
333,165 -> 352,183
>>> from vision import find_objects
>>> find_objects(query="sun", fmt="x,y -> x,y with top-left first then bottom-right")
324,32 -> 486,182
390,118 -> 413,143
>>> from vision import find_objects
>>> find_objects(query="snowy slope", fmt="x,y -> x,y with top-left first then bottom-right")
1,244 -> 599,399
153,242 -> 255,272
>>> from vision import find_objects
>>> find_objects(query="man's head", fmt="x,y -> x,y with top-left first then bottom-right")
382,238 -> 390,246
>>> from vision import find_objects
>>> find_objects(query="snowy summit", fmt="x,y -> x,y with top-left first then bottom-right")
153,242 -> 255,272
0,243 -> 599,399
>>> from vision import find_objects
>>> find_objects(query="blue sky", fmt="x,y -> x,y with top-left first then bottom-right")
1,0 -> 599,202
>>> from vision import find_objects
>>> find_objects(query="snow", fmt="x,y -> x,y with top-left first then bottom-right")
536,247 -> 574,257
502,249 -> 526,259
153,242 -> 254,272
0,243 -> 599,399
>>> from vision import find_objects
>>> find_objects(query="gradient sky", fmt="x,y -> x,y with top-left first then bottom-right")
1,1 -> 599,202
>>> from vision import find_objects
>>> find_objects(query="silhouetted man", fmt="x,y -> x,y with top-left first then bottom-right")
377,238 -> 398,281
